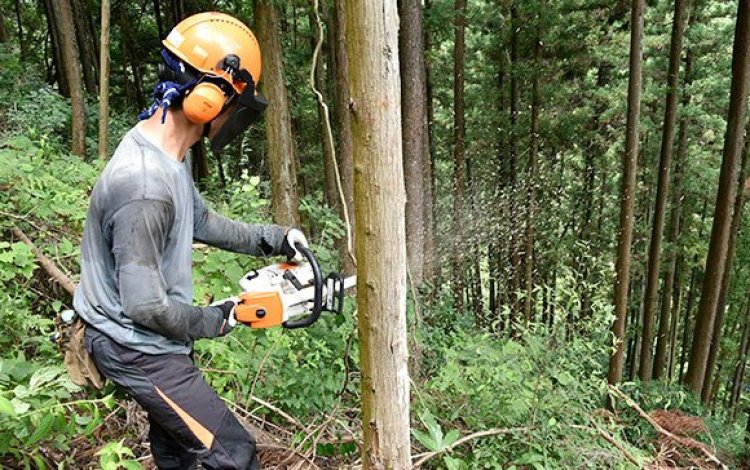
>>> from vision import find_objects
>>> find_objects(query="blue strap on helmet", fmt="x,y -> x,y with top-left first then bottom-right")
138,50 -> 198,123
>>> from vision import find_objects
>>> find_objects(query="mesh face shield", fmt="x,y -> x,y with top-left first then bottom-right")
209,69 -> 268,153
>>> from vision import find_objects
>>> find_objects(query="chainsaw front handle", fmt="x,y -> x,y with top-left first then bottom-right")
283,243 -> 323,329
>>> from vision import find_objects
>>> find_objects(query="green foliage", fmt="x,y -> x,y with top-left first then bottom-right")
96,440 -> 143,470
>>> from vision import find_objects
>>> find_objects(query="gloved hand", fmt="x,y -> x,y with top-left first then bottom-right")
212,297 -> 239,336
281,228 -> 309,261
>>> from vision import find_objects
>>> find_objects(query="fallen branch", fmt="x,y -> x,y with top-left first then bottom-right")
11,226 -> 77,295
412,427 -> 527,468
609,386 -> 726,469
587,418 -> 640,466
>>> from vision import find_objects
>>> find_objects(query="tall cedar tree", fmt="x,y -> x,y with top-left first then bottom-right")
254,0 -> 301,227
52,0 -> 86,157
346,0 -> 412,466
654,46 -> 694,379
702,134 -> 750,401
639,0 -> 688,381
508,4 -> 521,318
685,0 -> 750,397
424,0 -> 439,287
98,0 -> 110,159
452,0 -> 467,311
333,0 -> 356,276
524,4 -> 543,323
607,0 -> 645,388
399,0 -> 429,286
0,11 -> 7,42
728,288 -> 750,418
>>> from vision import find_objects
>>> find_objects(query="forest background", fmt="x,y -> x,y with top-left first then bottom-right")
2,0 -> 750,467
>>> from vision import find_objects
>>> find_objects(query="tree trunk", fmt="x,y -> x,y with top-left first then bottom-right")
424,0 -> 439,288
524,7 -> 543,323
53,0 -> 87,157
346,0 -> 411,466
639,0 -> 688,381
254,0 -> 301,227
686,0 -> 750,397
451,0 -> 467,312
507,3 -> 521,319
654,46 -> 693,380
701,131 -> 750,401
70,0 -> 98,94
729,290 -> 750,419
399,0 -> 428,287
191,141 -> 210,185
43,0 -> 69,97
667,254 -> 684,380
333,0 -> 356,276
680,199 -> 708,382
98,0 -> 110,160
14,0 -> 25,59
153,0 -> 165,38
607,0 -> 645,389
0,10 -> 7,42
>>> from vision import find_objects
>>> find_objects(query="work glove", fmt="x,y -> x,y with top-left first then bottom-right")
281,228 -> 309,262
212,297 -> 239,336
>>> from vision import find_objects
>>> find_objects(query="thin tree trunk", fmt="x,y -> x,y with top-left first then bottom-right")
524,7 -> 543,323
640,0 -> 688,381
508,3 -> 521,319
729,290 -> 750,419
399,0 -> 428,286
680,199 -> 708,382
451,0 -> 467,312
14,0 -> 25,59
655,48 -> 694,380
70,0 -> 98,94
346,0 -> 411,466
43,0 -> 69,96
98,0 -> 110,160
254,0 -> 301,227
53,0 -> 87,157
333,0 -> 355,276
0,10 -> 8,42
667,255 -> 684,380
701,131 -> 750,401
424,0 -> 439,288
686,0 -> 750,397
153,0 -> 165,38
191,141 -> 210,185
607,0 -> 645,390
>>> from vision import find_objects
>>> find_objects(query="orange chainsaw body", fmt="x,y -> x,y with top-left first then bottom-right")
235,291 -> 284,328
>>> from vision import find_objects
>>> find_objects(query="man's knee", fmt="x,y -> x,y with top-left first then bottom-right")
205,411 -> 259,470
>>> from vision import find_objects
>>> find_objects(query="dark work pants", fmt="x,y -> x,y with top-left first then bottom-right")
85,327 -> 259,470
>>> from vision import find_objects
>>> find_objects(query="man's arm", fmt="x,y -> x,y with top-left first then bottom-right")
112,200 -> 230,341
192,186 -> 287,256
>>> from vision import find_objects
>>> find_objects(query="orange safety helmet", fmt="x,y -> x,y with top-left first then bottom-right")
163,12 -> 262,124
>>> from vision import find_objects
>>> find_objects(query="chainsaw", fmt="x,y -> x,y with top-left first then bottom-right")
234,244 -> 356,329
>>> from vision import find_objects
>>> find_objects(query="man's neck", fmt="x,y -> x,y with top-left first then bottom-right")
137,109 -> 203,162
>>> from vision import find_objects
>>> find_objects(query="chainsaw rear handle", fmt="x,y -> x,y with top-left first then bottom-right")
283,243 -> 323,329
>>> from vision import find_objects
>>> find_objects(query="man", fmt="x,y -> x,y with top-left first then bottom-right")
73,12 -> 306,469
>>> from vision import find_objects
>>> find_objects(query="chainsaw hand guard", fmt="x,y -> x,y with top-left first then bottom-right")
282,244 -> 323,329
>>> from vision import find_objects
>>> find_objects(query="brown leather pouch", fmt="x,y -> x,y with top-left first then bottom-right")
57,314 -> 105,390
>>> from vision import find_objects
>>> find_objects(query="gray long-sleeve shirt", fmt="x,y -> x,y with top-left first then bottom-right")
74,127 -> 287,355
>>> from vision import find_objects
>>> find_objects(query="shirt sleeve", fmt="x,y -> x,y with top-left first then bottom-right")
192,185 -> 287,256
111,199 -> 226,341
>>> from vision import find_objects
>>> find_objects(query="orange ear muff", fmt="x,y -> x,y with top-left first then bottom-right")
182,82 -> 227,124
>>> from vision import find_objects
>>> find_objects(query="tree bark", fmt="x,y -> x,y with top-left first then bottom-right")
524,7 -> 543,323
43,0 -> 69,96
639,0 -> 688,381
53,0 -> 87,157
399,0 -> 428,286
729,290 -> 750,419
680,199 -> 708,382
654,46 -> 693,380
424,0 -> 439,288
607,0 -> 645,389
346,0 -> 411,466
70,0 -> 98,94
98,0 -> 110,160
507,3 -> 521,319
14,0 -> 25,59
153,0 -> 165,39
701,132 -> 750,401
254,0 -> 301,227
686,0 -> 750,397
451,0 -> 467,312
0,10 -> 7,42
333,0 -> 355,276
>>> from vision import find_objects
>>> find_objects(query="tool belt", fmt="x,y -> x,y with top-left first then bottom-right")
55,311 -> 104,390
